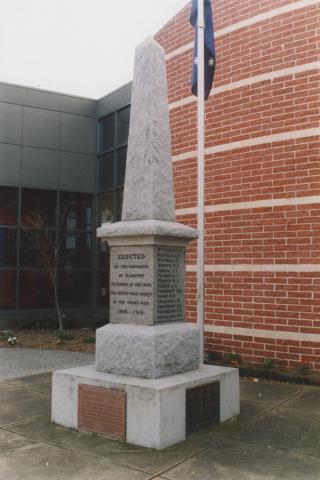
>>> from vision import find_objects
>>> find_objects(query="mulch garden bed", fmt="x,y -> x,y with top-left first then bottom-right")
0,329 -> 96,354
207,359 -> 320,386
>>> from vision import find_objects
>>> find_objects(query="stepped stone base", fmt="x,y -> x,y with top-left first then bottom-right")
96,323 -> 200,379
52,364 -> 240,450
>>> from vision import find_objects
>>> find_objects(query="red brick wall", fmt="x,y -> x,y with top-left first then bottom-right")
155,0 -> 320,372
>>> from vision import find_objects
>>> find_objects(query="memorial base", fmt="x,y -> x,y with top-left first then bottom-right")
96,323 -> 200,378
51,364 -> 239,450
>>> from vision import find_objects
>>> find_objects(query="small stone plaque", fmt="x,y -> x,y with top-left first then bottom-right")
110,245 -> 154,325
78,385 -> 126,440
186,382 -> 220,435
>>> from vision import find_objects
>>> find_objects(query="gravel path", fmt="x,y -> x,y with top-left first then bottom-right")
0,348 -> 94,380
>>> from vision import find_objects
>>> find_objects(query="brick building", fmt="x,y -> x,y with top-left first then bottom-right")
155,0 -> 320,372
0,0 -> 319,372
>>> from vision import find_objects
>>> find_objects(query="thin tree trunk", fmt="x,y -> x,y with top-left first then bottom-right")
53,280 -> 63,331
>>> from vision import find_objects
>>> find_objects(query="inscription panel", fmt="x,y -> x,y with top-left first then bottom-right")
156,246 -> 185,323
110,245 -> 154,324
78,385 -> 126,440
186,382 -> 220,435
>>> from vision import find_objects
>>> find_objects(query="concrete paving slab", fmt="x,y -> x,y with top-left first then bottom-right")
234,406 -> 320,459
6,372 -> 52,395
0,440 -> 150,480
6,416 -> 143,454
240,379 -> 303,405
212,401 -> 269,435
163,436 -> 320,480
281,386 -> 320,421
77,433 -> 211,475
0,384 -> 50,426
7,415 -> 211,475
0,348 -> 94,380
0,429 -> 37,454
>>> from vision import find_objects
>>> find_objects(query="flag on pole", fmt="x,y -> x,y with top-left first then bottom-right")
190,0 -> 215,99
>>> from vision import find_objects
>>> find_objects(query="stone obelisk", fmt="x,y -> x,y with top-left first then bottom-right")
96,37 -> 200,378
51,38 -> 239,451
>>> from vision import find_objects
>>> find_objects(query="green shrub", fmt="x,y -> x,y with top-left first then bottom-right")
56,331 -> 74,341
227,352 -> 241,362
263,358 -> 275,370
0,330 -> 13,342
297,362 -> 311,375
16,315 -> 57,330
82,336 -> 96,344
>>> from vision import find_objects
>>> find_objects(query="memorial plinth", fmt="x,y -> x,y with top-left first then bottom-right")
51,37 -> 239,450
95,220 -> 200,379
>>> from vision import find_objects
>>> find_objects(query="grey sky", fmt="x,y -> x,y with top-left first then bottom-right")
0,0 -> 189,99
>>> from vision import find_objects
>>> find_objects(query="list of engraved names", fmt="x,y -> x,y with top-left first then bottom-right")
157,247 -> 184,323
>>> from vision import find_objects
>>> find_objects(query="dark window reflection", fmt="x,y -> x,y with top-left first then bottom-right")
99,153 -> 114,190
59,270 -> 92,307
0,187 -> 18,226
20,229 -> 55,268
97,270 -> 109,307
21,189 -> 57,228
100,114 -> 115,152
59,233 -> 92,269
0,271 -> 16,309
60,192 -> 92,231
117,107 -> 130,146
0,228 -> 17,267
100,193 -> 114,224
116,147 -> 127,187
116,189 -> 124,221
19,270 -> 54,309
98,239 -> 109,267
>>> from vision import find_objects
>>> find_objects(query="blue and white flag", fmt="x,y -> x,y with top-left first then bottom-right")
190,0 -> 215,100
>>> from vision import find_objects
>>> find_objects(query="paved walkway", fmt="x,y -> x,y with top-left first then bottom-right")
0,369 -> 319,479
0,348 -> 94,380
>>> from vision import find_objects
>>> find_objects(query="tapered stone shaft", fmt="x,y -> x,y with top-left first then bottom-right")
97,37 -> 199,379
122,38 -> 175,222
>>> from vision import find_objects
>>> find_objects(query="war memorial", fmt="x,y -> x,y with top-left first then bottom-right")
51,38 -> 239,450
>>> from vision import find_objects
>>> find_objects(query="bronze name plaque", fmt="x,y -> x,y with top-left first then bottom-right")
78,385 -> 126,440
186,382 -> 220,435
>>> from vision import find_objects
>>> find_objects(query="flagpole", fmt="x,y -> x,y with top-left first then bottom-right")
197,0 -> 205,364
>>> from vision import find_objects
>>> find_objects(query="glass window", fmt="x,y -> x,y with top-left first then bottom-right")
99,153 -> 114,191
98,239 -> 109,267
59,232 -> 92,269
116,188 -> 124,221
100,193 -> 114,225
0,271 -> 16,309
19,270 -> 54,309
117,107 -> 130,146
97,270 -> 109,307
0,187 -> 18,226
60,192 -> 93,231
100,114 -> 115,152
20,229 -> 55,268
115,147 -> 127,187
21,189 -> 57,228
0,228 -> 17,267
59,270 -> 92,307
